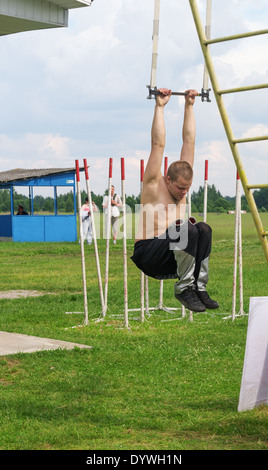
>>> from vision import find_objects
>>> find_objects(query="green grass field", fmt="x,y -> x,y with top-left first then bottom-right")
0,213 -> 267,450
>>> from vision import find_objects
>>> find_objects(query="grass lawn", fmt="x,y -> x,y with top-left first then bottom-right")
0,213 -> 267,451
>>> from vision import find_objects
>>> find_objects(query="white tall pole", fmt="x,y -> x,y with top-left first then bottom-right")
83,158 -> 105,318
232,170 -> 240,321
238,172 -> 244,316
150,0 -> 161,91
203,0 -> 212,92
223,170 -> 245,321
203,160 -> 208,222
158,156 -> 168,309
104,158 -> 113,315
121,157 -> 129,328
140,159 -> 145,322
75,159 -> 88,326
187,190 -> 193,321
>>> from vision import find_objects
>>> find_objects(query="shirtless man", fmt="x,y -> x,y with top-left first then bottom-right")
131,88 -> 219,312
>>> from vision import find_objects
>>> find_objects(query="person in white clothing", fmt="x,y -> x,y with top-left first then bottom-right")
81,198 -> 96,245
102,185 -> 122,244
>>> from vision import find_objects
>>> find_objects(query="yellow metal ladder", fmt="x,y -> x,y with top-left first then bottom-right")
189,0 -> 268,262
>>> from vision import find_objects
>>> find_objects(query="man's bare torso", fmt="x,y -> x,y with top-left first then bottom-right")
135,176 -> 187,241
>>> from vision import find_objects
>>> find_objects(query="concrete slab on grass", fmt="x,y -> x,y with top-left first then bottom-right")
0,331 -> 92,356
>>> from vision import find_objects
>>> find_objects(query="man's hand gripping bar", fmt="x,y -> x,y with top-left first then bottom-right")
147,86 -> 211,102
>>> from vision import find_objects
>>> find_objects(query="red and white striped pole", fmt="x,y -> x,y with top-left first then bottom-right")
140,160 -> 145,322
187,163 -> 192,321
203,159 -> 208,222
128,159 -> 149,319
104,158 -> 113,315
232,170 -> 244,320
75,159 -> 88,325
140,159 -> 150,319
121,157 -> 129,328
164,156 -> 168,177
83,159 -> 105,317
237,171 -> 244,317
159,157 -> 169,311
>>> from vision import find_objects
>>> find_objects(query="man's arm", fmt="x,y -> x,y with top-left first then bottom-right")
112,195 -> 122,207
180,90 -> 198,168
143,88 -> 171,185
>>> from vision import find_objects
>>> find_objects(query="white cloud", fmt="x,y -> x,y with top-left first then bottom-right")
0,0 -> 267,198
0,133 -> 71,168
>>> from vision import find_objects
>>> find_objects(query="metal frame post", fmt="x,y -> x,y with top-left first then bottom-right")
189,0 -> 268,261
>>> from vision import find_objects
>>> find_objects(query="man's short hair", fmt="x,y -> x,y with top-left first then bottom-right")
166,161 -> 193,182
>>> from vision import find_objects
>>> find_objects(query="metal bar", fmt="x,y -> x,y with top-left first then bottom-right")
233,135 -> 268,144
246,183 -> 268,189
189,0 -> 268,262
204,28 -> 268,45
218,83 -> 268,95
147,87 -> 211,101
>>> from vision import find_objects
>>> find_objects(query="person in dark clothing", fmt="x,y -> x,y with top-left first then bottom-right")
16,205 -> 28,215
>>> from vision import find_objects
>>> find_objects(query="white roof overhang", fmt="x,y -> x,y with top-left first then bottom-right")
0,0 -> 92,36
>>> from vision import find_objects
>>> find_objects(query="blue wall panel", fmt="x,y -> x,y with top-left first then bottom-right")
45,216 -> 77,242
13,216 -> 45,242
0,215 -> 12,237
12,215 -> 77,242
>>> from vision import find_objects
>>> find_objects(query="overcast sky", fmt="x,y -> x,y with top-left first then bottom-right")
0,0 -> 267,197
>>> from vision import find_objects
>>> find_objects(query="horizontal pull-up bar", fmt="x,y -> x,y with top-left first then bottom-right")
204,28 -> 268,45
233,135 -> 268,144
218,83 -> 268,95
246,183 -> 268,190
147,86 -> 211,102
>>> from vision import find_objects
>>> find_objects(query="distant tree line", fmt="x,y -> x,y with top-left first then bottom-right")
0,186 -> 267,214
190,185 -> 268,213
79,186 -> 268,213
0,189 -> 75,214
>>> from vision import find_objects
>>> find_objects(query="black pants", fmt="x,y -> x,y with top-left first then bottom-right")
131,221 -> 212,291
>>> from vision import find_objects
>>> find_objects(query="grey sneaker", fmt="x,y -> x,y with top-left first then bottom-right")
175,286 -> 206,312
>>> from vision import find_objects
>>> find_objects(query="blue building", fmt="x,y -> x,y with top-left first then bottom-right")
0,168 -> 78,242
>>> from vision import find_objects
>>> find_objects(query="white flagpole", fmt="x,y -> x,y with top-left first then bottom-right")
83,158 -> 105,318
237,171 -> 245,316
140,159 -> 145,322
232,171 -> 240,320
203,0 -> 212,92
149,0 -> 161,91
104,158 -> 113,315
75,159 -> 88,326
121,157 -> 129,328
238,175 -> 245,315
203,160 -> 208,223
